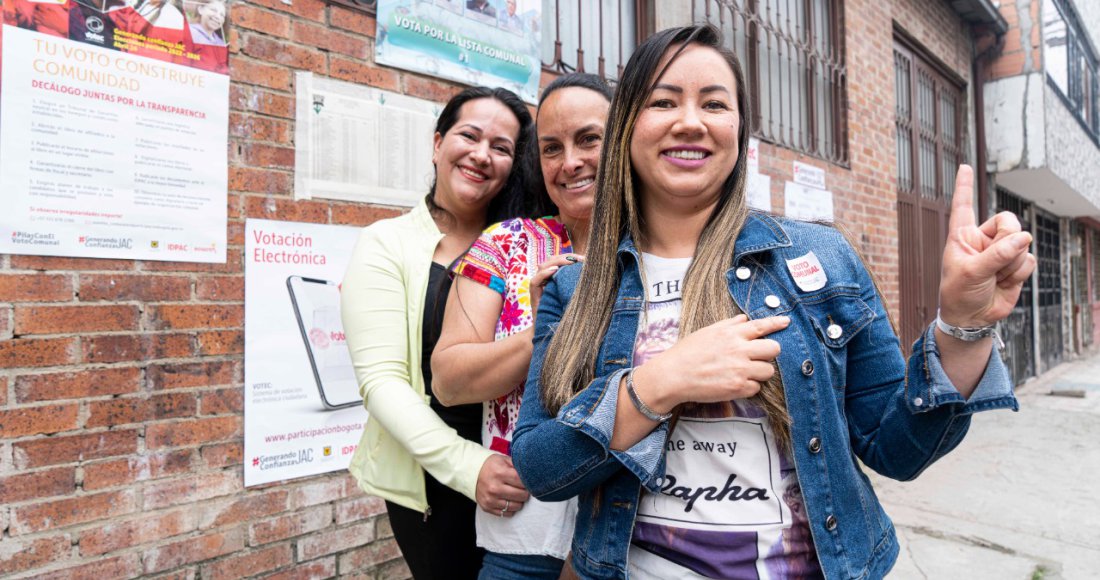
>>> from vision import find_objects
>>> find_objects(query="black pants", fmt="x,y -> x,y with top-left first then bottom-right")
385,473 -> 484,580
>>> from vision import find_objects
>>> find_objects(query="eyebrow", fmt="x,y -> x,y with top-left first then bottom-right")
652,83 -> 731,95
538,124 -> 604,141
457,123 -> 515,145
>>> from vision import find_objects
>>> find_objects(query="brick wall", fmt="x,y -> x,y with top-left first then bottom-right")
755,0 -> 973,319
0,0 -> 467,577
0,0 -> 980,577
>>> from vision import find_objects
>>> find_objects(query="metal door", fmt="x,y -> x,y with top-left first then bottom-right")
996,189 -> 1034,384
1035,209 -> 1063,372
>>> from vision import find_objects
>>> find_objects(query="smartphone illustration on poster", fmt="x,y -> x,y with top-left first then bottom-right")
286,276 -> 361,410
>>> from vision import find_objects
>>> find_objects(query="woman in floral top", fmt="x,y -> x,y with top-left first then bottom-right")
431,74 -> 612,580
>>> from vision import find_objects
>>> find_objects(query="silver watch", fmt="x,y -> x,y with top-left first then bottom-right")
934,310 -> 1004,350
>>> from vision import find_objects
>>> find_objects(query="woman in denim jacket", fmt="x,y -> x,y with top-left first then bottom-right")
512,25 -> 1035,580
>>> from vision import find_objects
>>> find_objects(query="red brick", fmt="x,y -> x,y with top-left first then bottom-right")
229,56 -> 293,91
148,568 -> 199,580
147,360 -> 238,390
140,251 -> 244,274
249,505 -> 332,546
229,112 -> 292,144
230,85 -> 295,118
79,509 -> 197,557
0,337 -> 79,368
82,450 -> 194,490
201,387 -> 244,415
250,0 -> 325,21
143,470 -> 242,510
0,274 -> 73,301
10,489 -> 137,535
0,535 -> 71,576
199,489 -> 288,529
338,537 -> 403,572
258,556 -> 336,580
335,495 -> 386,525
329,56 -> 400,91
331,204 -> 404,226
15,304 -> 139,334
85,392 -> 197,428
241,34 -> 326,74
82,332 -> 194,363
201,544 -> 294,580
292,21 -> 369,58
231,4 -> 290,37
290,477 -> 349,509
0,403 -> 79,437
296,521 -> 375,560
9,255 -> 133,271
0,467 -> 76,503
1,305 -> 11,340
229,166 -> 293,195
148,304 -> 243,330
195,330 -> 244,356
79,274 -> 192,302
142,529 -> 246,574
0,375 -> 7,406
329,5 -> 375,35
146,416 -> 241,450
377,559 -> 411,580
201,440 -> 243,469
241,143 -> 296,169
15,367 -> 142,403
34,553 -> 143,580
12,429 -> 140,469
244,196 -> 329,223
403,75 -> 463,104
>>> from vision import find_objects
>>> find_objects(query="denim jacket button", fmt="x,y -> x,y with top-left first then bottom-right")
913,397 -> 923,407
764,295 -> 780,308
801,359 -> 814,376
826,324 -> 843,339
735,267 -> 751,280
825,515 -> 838,531
808,437 -> 821,453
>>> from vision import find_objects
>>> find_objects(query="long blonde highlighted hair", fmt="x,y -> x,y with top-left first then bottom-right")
538,24 -> 791,451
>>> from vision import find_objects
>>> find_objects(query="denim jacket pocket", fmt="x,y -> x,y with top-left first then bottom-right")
801,288 -> 875,388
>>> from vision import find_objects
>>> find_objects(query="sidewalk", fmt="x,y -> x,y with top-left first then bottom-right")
872,352 -> 1100,579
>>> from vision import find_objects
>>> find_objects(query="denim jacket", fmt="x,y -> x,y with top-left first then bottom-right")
511,213 -> 1017,580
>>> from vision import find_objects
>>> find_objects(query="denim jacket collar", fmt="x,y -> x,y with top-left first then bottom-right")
615,211 -> 792,263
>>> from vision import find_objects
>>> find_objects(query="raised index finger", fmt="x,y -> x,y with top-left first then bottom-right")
734,316 -> 791,339
947,164 -> 976,232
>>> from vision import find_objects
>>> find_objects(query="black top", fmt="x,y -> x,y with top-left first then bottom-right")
422,262 -> 482,443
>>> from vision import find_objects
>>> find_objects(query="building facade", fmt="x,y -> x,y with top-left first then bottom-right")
1,0 -> 1088,578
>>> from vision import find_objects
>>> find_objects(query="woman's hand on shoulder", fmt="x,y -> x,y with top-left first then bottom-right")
475,454 -> 530,518
632,314 -> 790,411
938,165 -> 1036,327
529,253 -> 583,314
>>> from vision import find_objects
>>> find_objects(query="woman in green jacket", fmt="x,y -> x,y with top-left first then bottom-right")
341,86 -> 535,579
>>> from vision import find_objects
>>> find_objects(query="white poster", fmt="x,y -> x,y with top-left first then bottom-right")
747,171 -> 771,212
244,218 -> 368,487
295,72 -> 437,207
784,180 -> 834,222
0,3 -> 230,263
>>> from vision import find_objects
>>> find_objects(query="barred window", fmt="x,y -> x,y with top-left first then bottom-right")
695,0 -> 848,165
1043,0 -> 1098,137
541,0 -> 642,83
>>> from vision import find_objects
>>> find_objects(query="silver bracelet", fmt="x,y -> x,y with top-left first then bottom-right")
625,368 -> 672,422
935,309 -> 1005,351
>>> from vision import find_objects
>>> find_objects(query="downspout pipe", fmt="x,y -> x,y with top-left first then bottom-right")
973,24 -> 1004,222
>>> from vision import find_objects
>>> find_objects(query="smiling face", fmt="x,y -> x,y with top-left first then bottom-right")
199,0 -> 226,31
629,43 -> 741,215
537,87 -> 610,225
432,97 -> 521,219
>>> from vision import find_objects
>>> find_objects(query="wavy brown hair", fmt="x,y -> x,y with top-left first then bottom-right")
537,24 -> 791,452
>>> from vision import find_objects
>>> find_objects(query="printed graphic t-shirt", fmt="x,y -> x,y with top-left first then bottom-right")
628,253 -> 823,580
452,217 -> 576,558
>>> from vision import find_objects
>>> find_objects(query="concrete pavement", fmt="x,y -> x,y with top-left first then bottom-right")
871,351 -> 1100,579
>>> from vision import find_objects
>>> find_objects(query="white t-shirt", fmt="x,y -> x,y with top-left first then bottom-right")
628,253 -> 822,579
